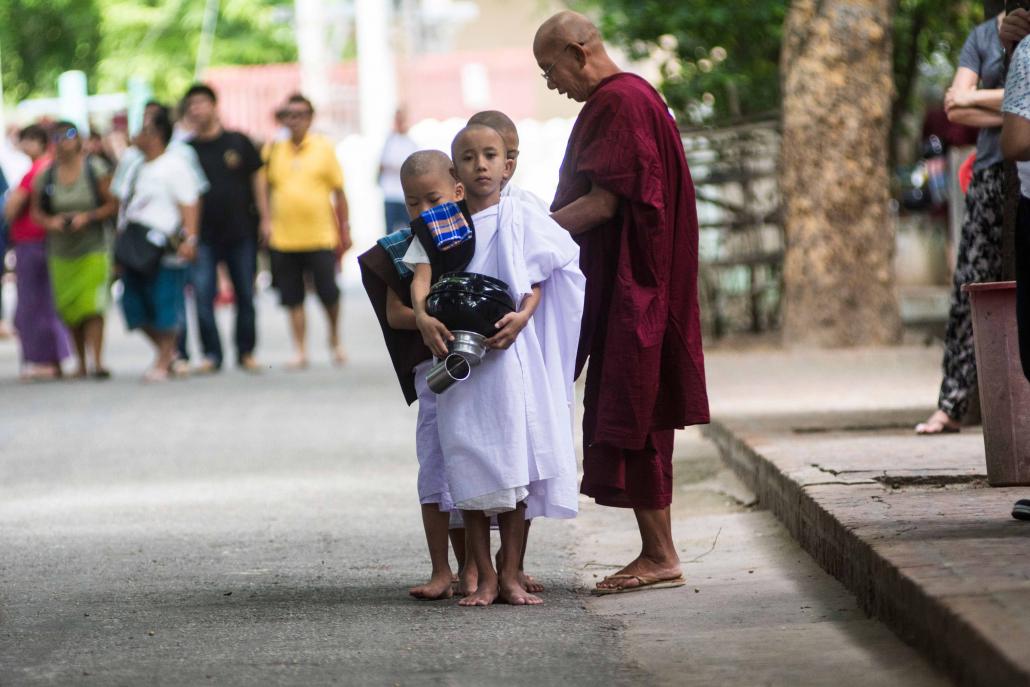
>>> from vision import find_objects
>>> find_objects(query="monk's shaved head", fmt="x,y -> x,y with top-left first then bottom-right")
400,149 -> 452,182
533,10 -> 601,57
468,110 -> 518,148
533,11 -> 618,103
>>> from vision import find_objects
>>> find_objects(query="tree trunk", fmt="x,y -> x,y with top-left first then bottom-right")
780,0 -> 901,346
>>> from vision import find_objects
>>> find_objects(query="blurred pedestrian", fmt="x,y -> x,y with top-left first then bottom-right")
4,125 -> 70,380
378,107 -> 418,234
86,131 -> 115,168
917,11 -> 1008,435
31,121 -> 119,379
114,106 -> 200,383
0,164 -> 9,340
183,83 -> 264,372
1001,21 -> 1030,385
257,94 -> 351,369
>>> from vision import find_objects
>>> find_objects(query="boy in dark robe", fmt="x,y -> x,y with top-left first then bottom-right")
358,150 -> 470,600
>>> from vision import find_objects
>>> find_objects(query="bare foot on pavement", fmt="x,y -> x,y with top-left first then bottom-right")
499,575 -> 543,605
409,571 -> 454,600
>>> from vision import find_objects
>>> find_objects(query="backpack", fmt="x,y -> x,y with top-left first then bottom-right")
40,155 -> 101,216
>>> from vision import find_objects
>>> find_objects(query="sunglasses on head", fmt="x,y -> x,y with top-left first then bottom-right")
53,128 -> 78,142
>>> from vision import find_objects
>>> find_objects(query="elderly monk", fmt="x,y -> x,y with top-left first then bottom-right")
535,11 -> 709,594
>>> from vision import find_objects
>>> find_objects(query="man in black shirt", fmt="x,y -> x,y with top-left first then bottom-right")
184,83 -> 264,371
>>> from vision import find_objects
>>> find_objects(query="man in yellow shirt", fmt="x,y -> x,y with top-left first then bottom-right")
258,94 -> 352,368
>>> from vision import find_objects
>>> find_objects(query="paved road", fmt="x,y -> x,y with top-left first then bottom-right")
0,290 -> 643,686
0,286 -> 948,685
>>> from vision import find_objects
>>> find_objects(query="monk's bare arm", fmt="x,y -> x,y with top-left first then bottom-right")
487,285 -> 541,350
550,183 -> 619,236
411,263 -> 453,357
386,288 -> 417,330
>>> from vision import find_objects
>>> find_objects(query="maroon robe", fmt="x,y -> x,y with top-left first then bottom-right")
552,73 -> 709,509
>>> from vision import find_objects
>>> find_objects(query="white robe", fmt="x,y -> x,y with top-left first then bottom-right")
501,182 -> 551,215
410,198 -> 585,519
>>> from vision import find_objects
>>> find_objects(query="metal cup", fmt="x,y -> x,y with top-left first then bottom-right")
426,354 -> 472,394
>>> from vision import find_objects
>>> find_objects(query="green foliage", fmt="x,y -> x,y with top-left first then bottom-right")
0,0 -> 104,102
0,0 -> 296,104
574,0 -> 985,126
573,0 -> 786,123
96,0 -> 297,103
893,0 -> 983,120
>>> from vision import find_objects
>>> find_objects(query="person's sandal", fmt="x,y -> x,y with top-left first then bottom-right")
1013,499 -> 1030,521
592,574 -> 687,596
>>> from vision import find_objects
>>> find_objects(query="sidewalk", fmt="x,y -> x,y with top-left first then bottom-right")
701,345 -> 1030,687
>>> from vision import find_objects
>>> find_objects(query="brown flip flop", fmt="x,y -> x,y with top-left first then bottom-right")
592,574 -> 687,596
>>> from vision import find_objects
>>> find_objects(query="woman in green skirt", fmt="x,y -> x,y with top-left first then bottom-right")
31,121 -> 119,378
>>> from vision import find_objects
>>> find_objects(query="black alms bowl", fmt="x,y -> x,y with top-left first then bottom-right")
426,272 -> 516,337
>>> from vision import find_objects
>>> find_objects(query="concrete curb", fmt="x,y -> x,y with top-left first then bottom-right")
705,419 -> 1030,687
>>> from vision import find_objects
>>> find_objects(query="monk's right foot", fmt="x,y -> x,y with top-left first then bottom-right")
596,555 -> 683,592
409,571 -> 454,600
458,579 -> 497,607
499,575 -> 543,606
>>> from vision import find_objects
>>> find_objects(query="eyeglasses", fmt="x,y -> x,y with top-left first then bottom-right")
541,42 -> 583,84
282,109 -> 312,120
52,128 -> 78,142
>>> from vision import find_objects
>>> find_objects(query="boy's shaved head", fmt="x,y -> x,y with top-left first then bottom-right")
468,110 -> 518,147
451,124 -> 506,159
400,149 -> 453,182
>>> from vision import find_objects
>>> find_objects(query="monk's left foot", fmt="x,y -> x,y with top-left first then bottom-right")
498,575 -> 543,606
596,555 -> 682,592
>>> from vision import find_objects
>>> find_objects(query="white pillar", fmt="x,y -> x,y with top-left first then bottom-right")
294,0 -> 331,111
356,0 -> 396,145
57,71 -> 90,135
127,77 -> 152,137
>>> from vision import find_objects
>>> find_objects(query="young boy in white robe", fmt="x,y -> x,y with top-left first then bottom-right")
467,110 -> 549,594
467,110 -> 551,215
405,125 -> 585,606
358,150 -> 474,600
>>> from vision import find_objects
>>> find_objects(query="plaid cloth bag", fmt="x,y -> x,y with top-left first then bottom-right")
419,202 -> 472,251
410,201 -> 476,283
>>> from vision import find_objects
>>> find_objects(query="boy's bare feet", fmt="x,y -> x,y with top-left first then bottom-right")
496,551 -> 544,593
458,565 -> 479,596
519,573 -> 544,594
459,580 -> 498,607
498,574 -> 543,605
409,570 -> 454,600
